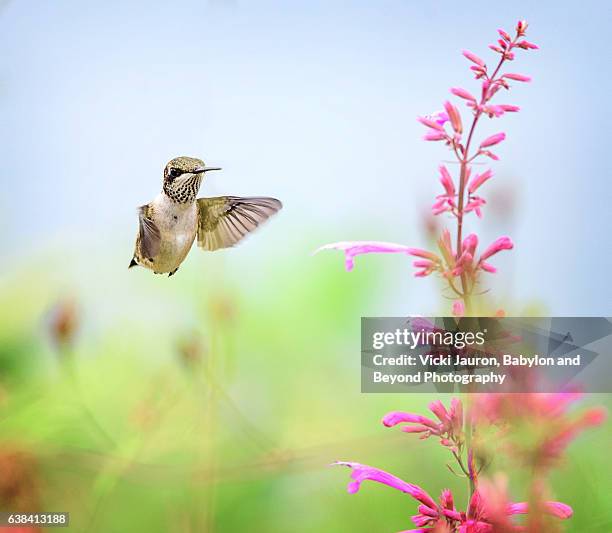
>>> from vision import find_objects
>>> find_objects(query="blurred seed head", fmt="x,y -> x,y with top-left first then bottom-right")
177,332 -> 207,370
48,297 -> 79,349
0,446 -> 40,513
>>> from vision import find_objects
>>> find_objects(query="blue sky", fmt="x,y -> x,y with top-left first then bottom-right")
0,0 -> 610,314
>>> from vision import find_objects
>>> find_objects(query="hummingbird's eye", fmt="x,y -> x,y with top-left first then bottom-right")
169,168 -> 182,178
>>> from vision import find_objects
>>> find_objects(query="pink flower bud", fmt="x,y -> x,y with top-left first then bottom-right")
417,116 -> 445,131
489,44 -> 503,53
462,50 -> 485,67
497,29 -> 512,41
462,234 -> 478,256
443,101 -> 462,134
503,73 -> 532,82
480,262 -> 497,273
480,150 -> 500,160
439,165 -> 455,196
517,39 -> 539,50
407,248 -> 440,262
516,20 -> 528,35
423,131 -> 447,141
480,236 -> 514,261
468,169 -> 493,194
480,132 -> 506,148
499,104 -> 520,112
452,300 -> 465,317
450,87 -> 476,102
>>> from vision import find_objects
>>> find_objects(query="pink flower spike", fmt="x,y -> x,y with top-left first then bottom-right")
443,101 -> 463,134
468,169 -> 493,194
462,49 -> 485,67
480,236 -> 514,261
333,462 -> 438,509
450,87 -> 477,102
452,300 -> 465,317
439,165 -> 455,196
503,73 -> 532,82
314,241 -> 414,272
480,132 -> 506,148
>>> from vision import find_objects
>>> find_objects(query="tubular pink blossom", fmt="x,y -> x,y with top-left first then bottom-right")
480,262 -> 497,273
443,100 -> 463,134
517,39 -> 539,50
497,29 -> 511,42
314,241 -> 415,272
382,411 -> 439,430
468,169 -> 493,194
407,248 -> 440,262
439,165 -> 455,196
450,87 -> 477,102
499,104 -> 520,112
429,400 -> 450,423
423,131 -> 447,141
462,49 -> 485,67
503,73 -> 532,82
507,501 -> 573,520
517,19 -> 528,35
452,300 -> 465,317
333,462 -> 438,510
480,236 -> 514,261
417,116 -> 445,131
462,233 -> 478,256
480,132 -> 506,148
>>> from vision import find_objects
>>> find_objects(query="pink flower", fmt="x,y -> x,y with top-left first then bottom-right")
443,100 -> 462,135
333,462 -> 438,509
516,20 -> 528,35
451,87 -> 477,102
438,165 -> 455,196
468,169 -> 493,194
503,73 -> 532,82
479,236 -> 514,261
479,132 -> 506,148
423,131 -> 447,142
383,399 -> 464,450
314,241 -> 417,272
465,196 -> 486,218
452,300 -> 465,317
462,50 -> 485,67
462,233 -> 478,256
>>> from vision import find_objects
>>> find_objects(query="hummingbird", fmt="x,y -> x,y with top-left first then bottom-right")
129,156 -> 282,277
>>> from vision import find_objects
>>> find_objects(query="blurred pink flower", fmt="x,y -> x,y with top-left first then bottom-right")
314,241 -> 415,271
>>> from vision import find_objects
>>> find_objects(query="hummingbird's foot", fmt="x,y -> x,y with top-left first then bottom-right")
128,257 -> 138,269
168,268 -> 179,277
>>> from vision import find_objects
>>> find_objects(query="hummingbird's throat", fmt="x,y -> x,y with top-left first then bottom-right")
164,173 -> 203,204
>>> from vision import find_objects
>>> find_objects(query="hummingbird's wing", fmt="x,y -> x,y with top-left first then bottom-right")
196,196 -> 282,251
137,204 -> 161,259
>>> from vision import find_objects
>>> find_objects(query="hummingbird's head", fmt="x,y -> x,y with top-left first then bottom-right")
162,156 -> 221,203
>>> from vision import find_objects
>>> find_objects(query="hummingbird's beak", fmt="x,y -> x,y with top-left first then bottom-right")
194,166 -> 222,174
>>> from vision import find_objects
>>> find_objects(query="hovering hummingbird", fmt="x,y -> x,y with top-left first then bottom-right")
129,156 -> 282,277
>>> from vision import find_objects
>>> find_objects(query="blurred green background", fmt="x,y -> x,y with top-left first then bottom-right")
0,250 -> 609,531
1,0 -> 611,531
